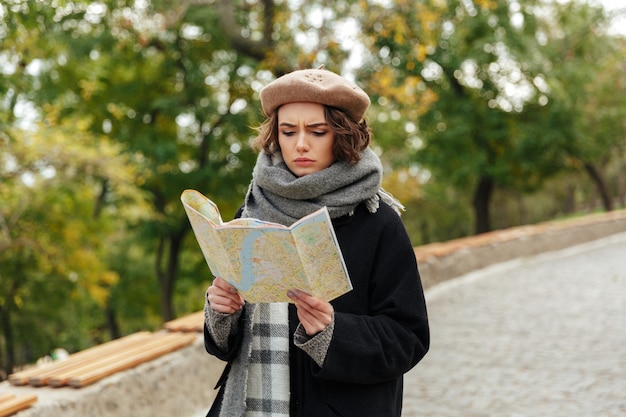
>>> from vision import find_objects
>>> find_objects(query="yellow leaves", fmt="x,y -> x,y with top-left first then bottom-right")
415,88 -> 439,116
107,102 -> 126,120
1,115 -> 147,311
474,0 -> 498,11
382,167 -> 423,204
71,250 -> 120,307
368,66 -> 437,115
13,294 -> 24,309
79,78 -> 104,101
415,43 -> 428,63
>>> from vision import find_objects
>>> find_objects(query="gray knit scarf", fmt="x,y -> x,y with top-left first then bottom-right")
242,147 -> 404,225
218,303 -> 290,417
221,147 -> 402,417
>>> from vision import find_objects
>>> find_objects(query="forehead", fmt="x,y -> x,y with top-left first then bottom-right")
277,102 -> 326,123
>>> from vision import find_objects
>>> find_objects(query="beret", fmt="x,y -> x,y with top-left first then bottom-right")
259,68 -> 371,122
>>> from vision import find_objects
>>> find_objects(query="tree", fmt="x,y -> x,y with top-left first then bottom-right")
2,0 -> 260,322
0,119 -> 142,376
356,0 -> 624,234
1,0 -> 364,324
535,1 -> 626,212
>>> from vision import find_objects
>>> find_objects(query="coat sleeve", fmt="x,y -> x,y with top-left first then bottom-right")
314,205 -> 430,384
203,298 -> 246,362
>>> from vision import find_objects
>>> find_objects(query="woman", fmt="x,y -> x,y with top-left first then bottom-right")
204,67 -> 429,417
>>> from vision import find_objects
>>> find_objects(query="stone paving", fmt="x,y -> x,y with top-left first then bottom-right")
403,231 -> 626,417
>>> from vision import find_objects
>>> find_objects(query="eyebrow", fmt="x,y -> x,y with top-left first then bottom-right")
279,122 -> 329,128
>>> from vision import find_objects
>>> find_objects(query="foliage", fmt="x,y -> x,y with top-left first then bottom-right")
1,0 -> 625,376
0,119 -> 145,376
355,0 -> 626,233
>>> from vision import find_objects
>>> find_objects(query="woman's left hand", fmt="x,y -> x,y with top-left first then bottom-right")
287,289 -> 333,336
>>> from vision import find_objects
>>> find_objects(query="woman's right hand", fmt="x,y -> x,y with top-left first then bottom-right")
207,277 -> 245,314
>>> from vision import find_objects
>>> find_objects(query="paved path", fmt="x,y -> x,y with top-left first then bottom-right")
403,232 -> 626,417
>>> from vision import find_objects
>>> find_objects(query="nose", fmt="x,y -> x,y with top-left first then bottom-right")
295,132 -> 309,152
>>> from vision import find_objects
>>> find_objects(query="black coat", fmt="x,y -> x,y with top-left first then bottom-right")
205,202 -> 429,417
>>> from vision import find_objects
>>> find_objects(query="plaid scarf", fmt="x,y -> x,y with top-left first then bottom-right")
246,303 -> 290,416
218,303 -> 290,417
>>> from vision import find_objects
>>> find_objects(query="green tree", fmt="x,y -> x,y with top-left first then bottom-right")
0,119 -> 142,377
1,0 -> 364,326
2,0 -> 259,322
535,1 -> 626,212
356,0 -> 624,234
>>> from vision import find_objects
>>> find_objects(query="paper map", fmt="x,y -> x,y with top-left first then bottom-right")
181,189 -> 352,303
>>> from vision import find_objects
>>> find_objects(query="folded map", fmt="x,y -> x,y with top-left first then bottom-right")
181,189 -> 352,303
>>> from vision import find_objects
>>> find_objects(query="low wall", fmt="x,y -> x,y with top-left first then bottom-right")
3,209 -> 626,417
2,337 -> 226,417
414,210 -> 626,289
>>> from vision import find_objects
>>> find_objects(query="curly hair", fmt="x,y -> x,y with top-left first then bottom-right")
252,106 -> 372,164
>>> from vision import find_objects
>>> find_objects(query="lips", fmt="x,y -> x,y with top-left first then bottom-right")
294,157 -> 314,165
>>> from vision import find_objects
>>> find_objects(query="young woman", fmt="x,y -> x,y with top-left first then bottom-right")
203,67 -> 429,417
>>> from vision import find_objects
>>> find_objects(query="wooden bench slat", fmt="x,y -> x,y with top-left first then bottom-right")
163,311 -> 204,332
68,333 -> 197,388
8,315 -> 201,391
9,332 -> 151,386
44,333 -> 195,387
46,333 -> 166,387
0,394 -> 37,417
26,332 -> 153,387
0,395 -> 15,404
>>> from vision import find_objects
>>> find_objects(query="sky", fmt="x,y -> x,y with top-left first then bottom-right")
595,0 -> 626,35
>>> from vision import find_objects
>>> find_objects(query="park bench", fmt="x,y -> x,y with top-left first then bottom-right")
0,393 -> 37,417
8,331 -> 196,389
163,310 -> 204,333
3,318 -> 203,416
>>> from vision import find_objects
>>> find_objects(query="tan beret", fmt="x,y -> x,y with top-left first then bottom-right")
260,68 -> 371,122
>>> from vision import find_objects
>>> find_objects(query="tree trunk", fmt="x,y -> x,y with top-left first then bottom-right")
473,175 -> 494,234
156,228 -> 187,322
105,306 -> 121,340
563,184 -> 576,214
0,305 -> 15,379
583,162 -> 613,211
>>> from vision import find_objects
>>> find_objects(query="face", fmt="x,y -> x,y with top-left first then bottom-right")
277,102 -> 336,177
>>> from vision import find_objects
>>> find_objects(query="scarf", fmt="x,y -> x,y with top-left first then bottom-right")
222,148 -> 402,416
242,147 -> 404,225
217,303 -> 290,417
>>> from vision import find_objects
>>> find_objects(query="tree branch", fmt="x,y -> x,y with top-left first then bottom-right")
214,0 -> 273,60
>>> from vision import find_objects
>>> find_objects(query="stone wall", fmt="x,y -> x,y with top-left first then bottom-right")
3,209 -> 626,417
2,337 -> 226,417
414,210 -> 626,289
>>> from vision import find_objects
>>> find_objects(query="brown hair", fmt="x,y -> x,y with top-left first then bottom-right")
252,106 -> 372,164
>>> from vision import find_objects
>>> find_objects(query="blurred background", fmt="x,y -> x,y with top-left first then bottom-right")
1,0 -> 624,379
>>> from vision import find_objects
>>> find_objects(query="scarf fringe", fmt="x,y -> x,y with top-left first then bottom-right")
364,188 -> 405,216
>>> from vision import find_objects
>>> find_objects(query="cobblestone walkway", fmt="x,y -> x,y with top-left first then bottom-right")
403,232 -> 626,417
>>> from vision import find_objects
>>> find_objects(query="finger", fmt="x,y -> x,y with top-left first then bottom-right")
208,292 -> 243,314
208,279 -> 244,313
212,278 -> 244,303
288,290 -> 333,334
297,304 -> 331,327
288,289 -> 333,316
296,310 -> 328,336
213,277 -> 239,294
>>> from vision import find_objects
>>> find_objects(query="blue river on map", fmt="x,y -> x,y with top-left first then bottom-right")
236,216 -> 325,291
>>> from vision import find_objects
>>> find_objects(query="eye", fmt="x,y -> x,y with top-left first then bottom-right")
312,130 -> 328,137
281,130 -> 296,137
